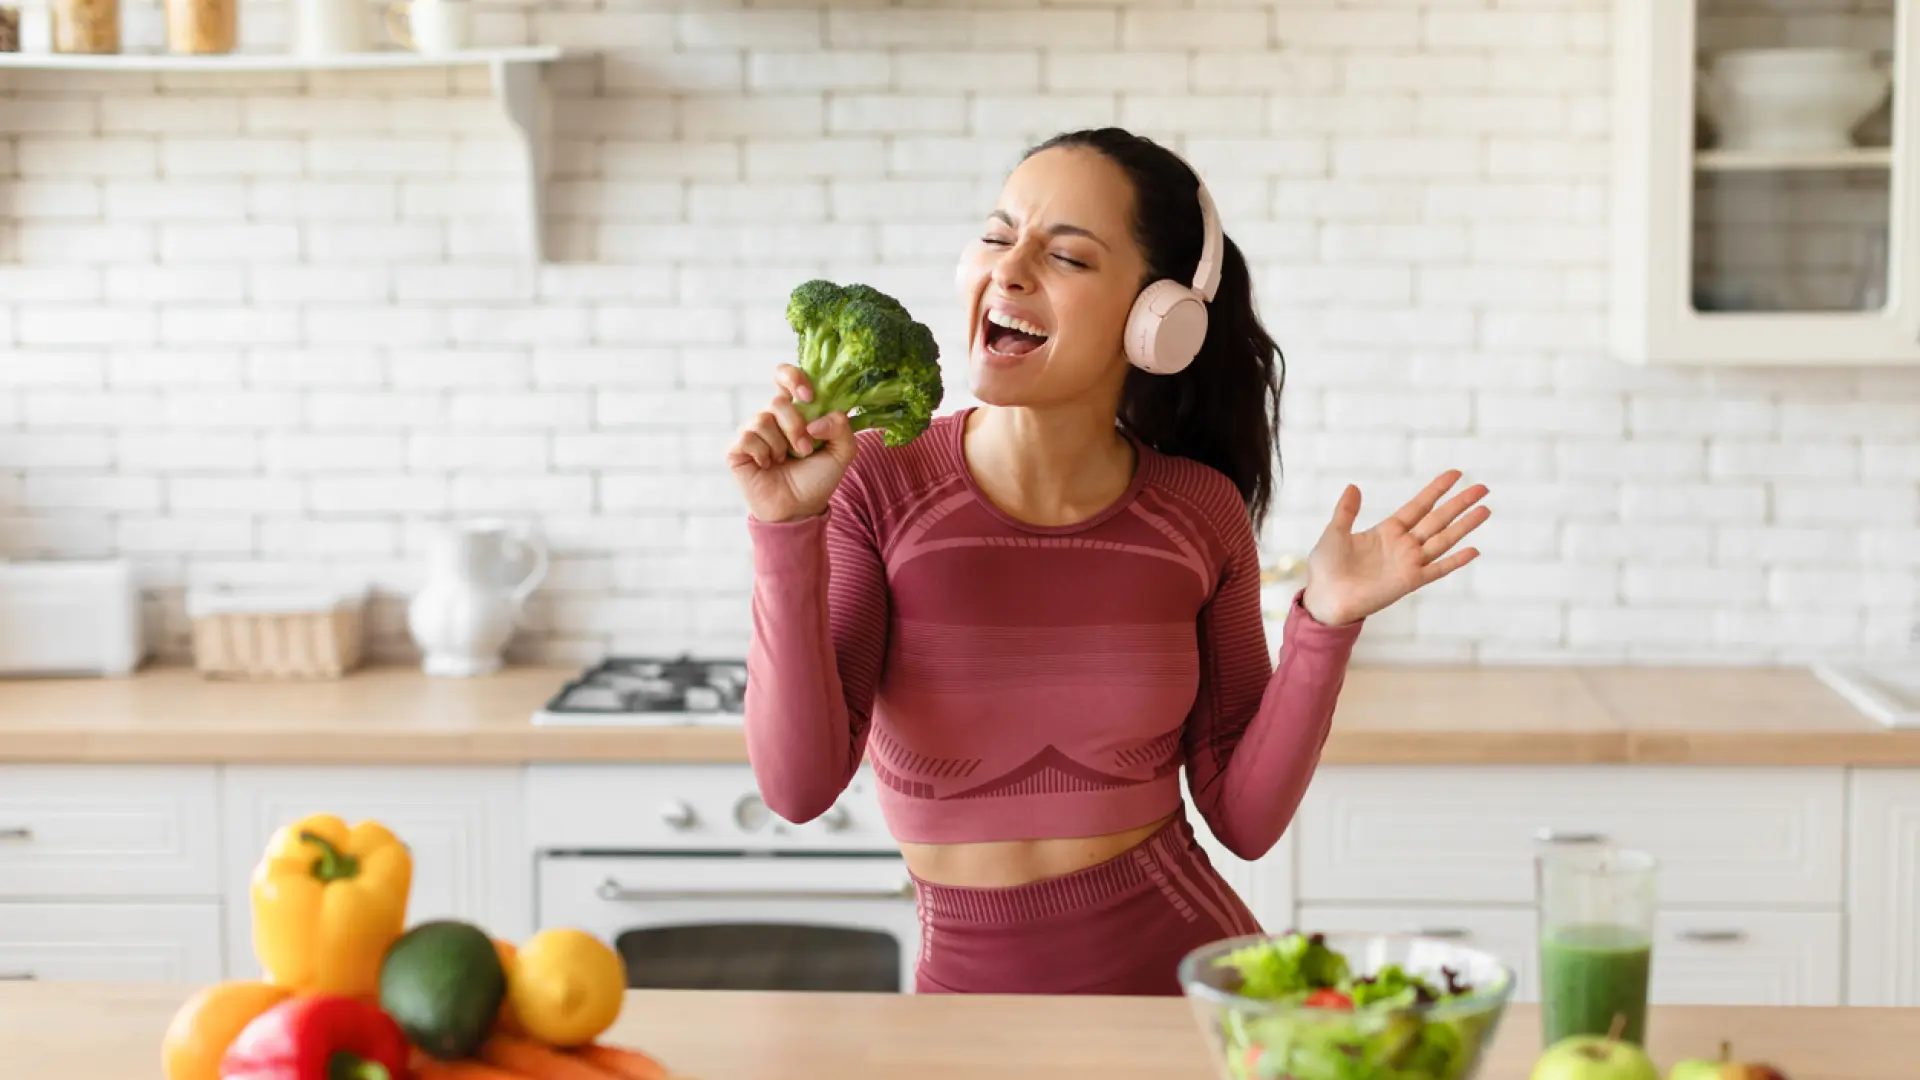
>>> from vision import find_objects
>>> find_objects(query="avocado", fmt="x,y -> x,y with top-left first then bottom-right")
378,919 -> 506,1060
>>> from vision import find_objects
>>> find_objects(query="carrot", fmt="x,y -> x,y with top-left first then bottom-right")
411,1057 -> 530,1080
479,1033 -> 623,1080
573,1042 -> 670,1080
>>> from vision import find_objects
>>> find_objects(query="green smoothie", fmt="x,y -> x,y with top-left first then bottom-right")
1538,922 -> 1652,1046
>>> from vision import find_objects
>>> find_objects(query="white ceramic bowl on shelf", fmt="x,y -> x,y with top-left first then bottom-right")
1699,46 -> 1891,153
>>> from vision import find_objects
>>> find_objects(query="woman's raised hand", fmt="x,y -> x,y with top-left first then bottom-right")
1299,469 -> 1490,627
727,364 -> 859,524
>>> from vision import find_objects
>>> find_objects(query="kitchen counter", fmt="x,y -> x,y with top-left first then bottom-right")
0,661 -> 1916,765
9,982 -> 1918,1080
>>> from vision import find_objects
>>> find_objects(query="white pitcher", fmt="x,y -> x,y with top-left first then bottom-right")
406,519 -> 548,677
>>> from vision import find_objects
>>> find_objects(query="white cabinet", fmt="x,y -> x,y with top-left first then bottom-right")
0,902 -> 224,983
219,766 -> 531,980
0,765 -> 220,898
1611,0 -> 1920,364
1652,910 -> 1843,1007
1845,768 -> 1920,1006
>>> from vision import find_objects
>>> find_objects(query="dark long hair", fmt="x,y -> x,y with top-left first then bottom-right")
1023,128 -> 1286,527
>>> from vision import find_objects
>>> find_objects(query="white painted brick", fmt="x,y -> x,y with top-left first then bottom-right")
1568,607 -> 1717,648
1271,180 -> 1421,222
100,96 -> 240,134
382,351 -> 526,392
116,517 -> 253,555
1259,263 -> 1412,305
1482,312 -> 1606,350
826,8 -> 968,46
604,474 -> 742,514
537,266 -> 677,303
308,391 -> 447,430
407,433 -> 548,470
17,308 -> 155,346
22,390 -> 165,429
392,266 -> 534,304
689,182 -> 827,223
1186,137 -> 1328,178
601,140 -> 741,179
1286,431 -> 1410,472
1320,223 -> 1468,263
971,94 -> 1117,135
825,180 -> 975,223
247,350 -> 384,389
1629,397 -> 1776,437
0,266 -> 101,302
0,98 -> 96,134
0,351 -> 104,388
603,51 -> 745,95
1320,308 -> 1476,347
899,52 -> 1042,93
1781,401 -> 1919,439
1424,10 -> 1577,48
681,95 -> 823,137
1469,560 -> 1616,603
1621,483 -> 1766,524
250,265 -> 392,303
1342,55 -> 1488,93
301,307 -> 446,346
161,224 -> 301,263
400,180 -> 521,219
165,391 -> 303,430
16,223 -> 156,263
160,137 -> 304,176
1409,351 -> 1556,392
1556,438 -> 1705,480
532,349 -> 678,391
307,137 -> 454,176
310,477 -> 450,514
1489,54 -> 1608,92
1123,9 -> 1267,49
532,10 -> 674,47
1414,265 -> 1563,307
168,478 -> 305,514
1423,181 -> 1587,222
749,50 -> 889,91
681,346 -> 796,390
388,99 -> 508,137
20,475 -> 162,511
1860,529 -> 1920,568
118,432 -> 259,471
1471,224 -> 1606,264
1776,483 -> 1916,526
447,306 -> 589,347
829,94 -> 967,135
452,474 -> 594,512
0,514 -> 115,556
108,351 -> 243,387
1708,440 -> 1857,479
601,223 -> 879,264
1270,94 -> 1415,136
264,433 -> 406,473
594,305 -> 739,346
1193,54 -> 1338,92
553,433 -> 685,471
1121,94 -> 1266,135
1715,610 -> 1861,653
16,137 -> 156,177
1863,444 -> 1920,479
597,390 -> 735,428
971,9 -> 1117,49
555,99 -> 675,140
240,97 -> 388,134
101,179 -> 248,220
447,391 -> 592,430
248,181 -> 399,222
1715,526 -> 1857,566
1049,52 -> 1187,93
160,308 -> 300,347
1482,480 -> 1618,521
1323,390 -> 1472,434
0,432 -> 112,468
1334,137 -> 1481,178
4,179 -> 103,218
1622,564 -> 1765,606
1409,434 -> 1555,480
259,519 -> 397,555
1487,138 -> 1608,178
1414,600 -> 1565,643
743,138 -> 888,180
679,10 -> 821,48
1770,569 -> 1916,611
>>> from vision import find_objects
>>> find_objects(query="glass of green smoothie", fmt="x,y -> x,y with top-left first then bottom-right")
1535,846 -> 1657,1048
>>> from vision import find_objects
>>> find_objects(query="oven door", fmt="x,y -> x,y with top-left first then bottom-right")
537,853 -> 921,993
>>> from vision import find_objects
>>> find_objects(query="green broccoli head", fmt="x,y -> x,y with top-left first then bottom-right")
784,278 -> 944,448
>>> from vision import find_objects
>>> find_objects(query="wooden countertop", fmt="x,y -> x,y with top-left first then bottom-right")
0,661 -> 1916,766
9,982 -> 1917,1080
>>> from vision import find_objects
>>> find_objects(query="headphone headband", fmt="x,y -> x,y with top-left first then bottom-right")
1190,177 -> 1222,303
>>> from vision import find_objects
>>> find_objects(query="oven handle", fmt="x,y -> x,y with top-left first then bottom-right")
595,877 -> 916,903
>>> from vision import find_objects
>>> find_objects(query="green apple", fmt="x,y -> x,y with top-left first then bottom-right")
1668,1039 -> 1732,1080
1530,1033 -> 1661,1080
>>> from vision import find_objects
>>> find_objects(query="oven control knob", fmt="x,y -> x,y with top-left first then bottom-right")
821,803 -> 853,832
659,800 -> 697,830
733,793 -> 770,831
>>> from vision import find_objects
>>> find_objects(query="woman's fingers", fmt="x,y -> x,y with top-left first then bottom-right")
1422,504 -> 1491,559
1414,483 -> 1489,541
728,429 -> 774,471
768,398 -> 814,457
774,363 -> 813,404
1390,469 -> 1464,531
1422,546 -> 1480,583
740,411 -> 792,464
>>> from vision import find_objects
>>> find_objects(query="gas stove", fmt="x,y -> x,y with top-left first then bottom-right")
531,655 -> 748,727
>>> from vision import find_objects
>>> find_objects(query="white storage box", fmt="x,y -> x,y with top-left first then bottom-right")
185,586 -> 369,679
0,559 -> 145,676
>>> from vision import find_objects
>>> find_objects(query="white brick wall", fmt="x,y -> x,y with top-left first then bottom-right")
1,0 -> 1915,666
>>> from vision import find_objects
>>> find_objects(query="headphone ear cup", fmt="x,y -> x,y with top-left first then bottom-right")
1125,280 -> 1209,375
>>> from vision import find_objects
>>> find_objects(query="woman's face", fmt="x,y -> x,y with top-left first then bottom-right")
956,145 -> 1149,408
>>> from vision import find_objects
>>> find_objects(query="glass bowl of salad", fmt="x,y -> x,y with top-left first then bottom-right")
1177,930 -> 1516,1080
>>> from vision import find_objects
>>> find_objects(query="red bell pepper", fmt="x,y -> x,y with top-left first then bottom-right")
220,994 -> 412,1080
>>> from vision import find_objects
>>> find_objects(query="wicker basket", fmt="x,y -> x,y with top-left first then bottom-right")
185,586 -> 369,679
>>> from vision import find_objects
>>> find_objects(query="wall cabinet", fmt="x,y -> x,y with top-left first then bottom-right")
1611,0 -> 1920,365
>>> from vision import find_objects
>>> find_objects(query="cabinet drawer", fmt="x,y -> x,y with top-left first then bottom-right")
1651,909 -> 1842,1007
0,766 -> 220,898
0,901 -> 223,982
1295,766 -> 1843,906
1297,904 -> 1541,1003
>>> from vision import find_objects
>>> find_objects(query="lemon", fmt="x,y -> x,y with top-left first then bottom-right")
506,927 -> 626,1047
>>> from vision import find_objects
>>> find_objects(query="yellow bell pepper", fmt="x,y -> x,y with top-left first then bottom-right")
249,813 -> 412,998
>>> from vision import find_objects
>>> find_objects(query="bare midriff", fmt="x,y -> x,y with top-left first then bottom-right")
898,812 -> 1179,888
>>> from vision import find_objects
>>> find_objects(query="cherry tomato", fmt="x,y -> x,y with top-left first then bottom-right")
1303,988 -> 1353,1009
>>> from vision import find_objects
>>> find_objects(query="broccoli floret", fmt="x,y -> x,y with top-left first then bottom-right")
783,278 -> 943,448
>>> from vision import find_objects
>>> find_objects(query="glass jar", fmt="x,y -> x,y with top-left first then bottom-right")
164,0 -> 237,53
50,0 -> 118,53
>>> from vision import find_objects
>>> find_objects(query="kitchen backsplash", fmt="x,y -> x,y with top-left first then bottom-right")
0,0 -> 1915,667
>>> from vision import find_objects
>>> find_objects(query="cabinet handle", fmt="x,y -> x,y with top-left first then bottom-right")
595,877 -> 915,903
0,971 -> 35,980
1677,928 -> 1747,944
0,827 -> 30,841
1534,828 -> 1606,844
1409,927 -> 1471,940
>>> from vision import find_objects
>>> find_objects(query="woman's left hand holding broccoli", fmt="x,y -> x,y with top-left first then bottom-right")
1298,470 -> 1490,627
728,364 -> 858,525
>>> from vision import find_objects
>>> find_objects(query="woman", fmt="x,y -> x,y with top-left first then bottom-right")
726,127 -> 1490,996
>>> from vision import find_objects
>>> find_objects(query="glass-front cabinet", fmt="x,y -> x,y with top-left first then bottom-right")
1612,0 -> 1918,364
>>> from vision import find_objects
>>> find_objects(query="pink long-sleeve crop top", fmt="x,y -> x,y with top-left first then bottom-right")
742,409 -> 1364,861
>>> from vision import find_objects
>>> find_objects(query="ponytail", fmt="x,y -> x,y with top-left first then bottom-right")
1022,129 -> 1286,527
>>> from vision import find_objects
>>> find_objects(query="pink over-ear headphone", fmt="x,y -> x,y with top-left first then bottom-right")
1123,176 -> 1222,376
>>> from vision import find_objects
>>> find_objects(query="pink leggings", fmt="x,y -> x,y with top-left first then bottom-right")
908,813 -> 1263,996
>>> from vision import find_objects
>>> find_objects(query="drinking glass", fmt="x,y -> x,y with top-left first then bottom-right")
1535,846 -> 1657,1047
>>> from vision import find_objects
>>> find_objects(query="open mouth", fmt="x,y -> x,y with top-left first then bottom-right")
983,308 -> 1050,358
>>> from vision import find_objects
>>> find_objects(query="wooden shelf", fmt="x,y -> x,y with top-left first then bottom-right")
0,46 -> 573,262
1695,146 -> 1893,172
